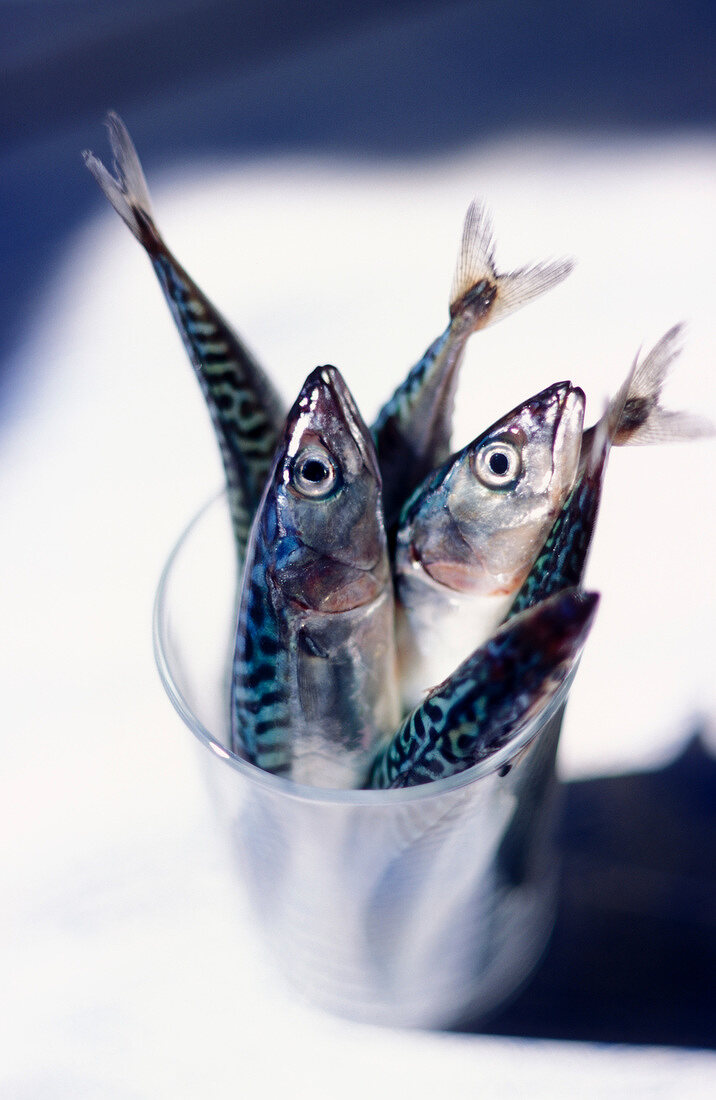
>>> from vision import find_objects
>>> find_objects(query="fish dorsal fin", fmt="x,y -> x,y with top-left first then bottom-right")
449,199 -> 574,326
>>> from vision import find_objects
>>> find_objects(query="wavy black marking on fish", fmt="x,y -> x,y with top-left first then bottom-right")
371,200 -> 574,530
84,113 -> 285,557
364,588 -> 598,790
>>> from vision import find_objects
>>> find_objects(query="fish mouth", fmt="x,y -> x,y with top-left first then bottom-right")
528,380 -> 574,423
554,382 -> 586,425
517,380 -> 582,434
516,380 -> 585,488
551,384 -> 586,485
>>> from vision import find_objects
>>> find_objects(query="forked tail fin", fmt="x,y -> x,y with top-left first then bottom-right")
83,112 -> 162,254
582,324 -> 715,459
612,324 -> 714,445
449,200 -> 574,329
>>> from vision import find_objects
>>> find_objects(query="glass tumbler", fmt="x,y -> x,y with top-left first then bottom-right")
153,493 -> 572,1028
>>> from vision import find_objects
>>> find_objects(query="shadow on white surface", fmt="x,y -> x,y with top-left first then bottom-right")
461,732 -> 716,1048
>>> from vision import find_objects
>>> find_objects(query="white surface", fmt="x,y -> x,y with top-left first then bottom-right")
2,134 -> 715,1095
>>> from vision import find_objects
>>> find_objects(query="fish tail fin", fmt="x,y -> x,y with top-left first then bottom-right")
449,200 -> 498,323
586,345 -> 644,474
449,199 -> 574,330
83,112 -> 162,254
611,324 -> 715,445
582,398 -> 610,478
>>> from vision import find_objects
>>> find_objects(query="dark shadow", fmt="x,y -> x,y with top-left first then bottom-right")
453,732 -> 716,1048
1,0 -> 714,415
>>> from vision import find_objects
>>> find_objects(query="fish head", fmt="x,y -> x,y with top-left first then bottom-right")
402,382 -> 585,596
268,366 -> 389,612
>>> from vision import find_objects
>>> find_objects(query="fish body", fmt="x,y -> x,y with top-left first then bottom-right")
365,588 -> 598,790
372,201 -> 574,530
84,113 -> 285,557
395,381 -> 585,708
231,365 -> 399,787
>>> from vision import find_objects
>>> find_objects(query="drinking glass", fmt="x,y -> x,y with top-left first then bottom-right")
153,492 -> 571,1028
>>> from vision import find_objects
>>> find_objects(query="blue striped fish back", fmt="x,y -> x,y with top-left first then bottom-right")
366,590 -> 597,789
83,113 -> 284,560
230,510 -> 292,774
153,251 -> 284,555
371,326 -> 455,529
367,626 -> 541,788
371,326 -> 451,442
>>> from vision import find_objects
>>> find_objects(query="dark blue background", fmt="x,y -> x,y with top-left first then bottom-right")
3,1 -> 714,400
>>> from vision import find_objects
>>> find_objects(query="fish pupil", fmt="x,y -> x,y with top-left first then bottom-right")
489,451 -> 509,475
301,458 -> 330,483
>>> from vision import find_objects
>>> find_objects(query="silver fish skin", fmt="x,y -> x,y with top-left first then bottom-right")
508,327 -> 715,620
84,113 -> 285,558
365,588 -> 599,790
371,201 -> 574,530
231,365 -> 400,788
395,381 -> 585,709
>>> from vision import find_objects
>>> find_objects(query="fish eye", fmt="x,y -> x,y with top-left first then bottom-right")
473,439 -> 522,488
291,445 -> 340,499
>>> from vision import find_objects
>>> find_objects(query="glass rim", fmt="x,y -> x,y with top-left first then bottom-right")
153,490 -> 575,807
